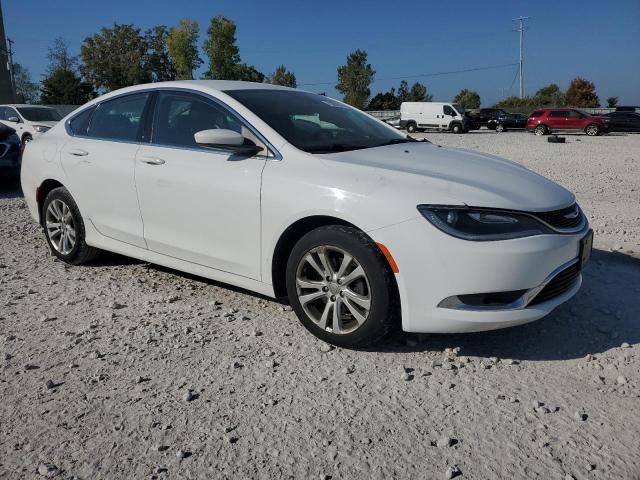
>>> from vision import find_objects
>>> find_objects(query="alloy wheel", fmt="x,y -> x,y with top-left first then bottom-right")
586,125 -> 598,136
295,246 -> 371,334
45,199 -> 76,255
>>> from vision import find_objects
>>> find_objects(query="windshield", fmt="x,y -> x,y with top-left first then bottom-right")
225,89 -> 410,153
452,104 -> 465,115
17,107 -> 62,122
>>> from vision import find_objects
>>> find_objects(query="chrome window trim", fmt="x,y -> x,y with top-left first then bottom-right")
65,87 -> 282,161
438,257 -> 581,311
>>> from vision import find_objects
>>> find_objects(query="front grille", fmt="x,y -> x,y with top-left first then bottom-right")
533,204 -> 583,230
530,262 -> 581,305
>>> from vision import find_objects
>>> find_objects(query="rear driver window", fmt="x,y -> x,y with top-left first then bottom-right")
88,93 -> 150,141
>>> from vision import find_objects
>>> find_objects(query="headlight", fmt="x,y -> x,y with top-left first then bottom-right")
34,125 -> 50,133
417,205 -> 553,241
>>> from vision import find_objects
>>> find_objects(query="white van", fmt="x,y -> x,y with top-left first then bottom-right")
400,102 -> 467,134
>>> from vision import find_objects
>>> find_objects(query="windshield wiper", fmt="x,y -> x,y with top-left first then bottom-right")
305,143 -> 370,153
373,137 -> 419,148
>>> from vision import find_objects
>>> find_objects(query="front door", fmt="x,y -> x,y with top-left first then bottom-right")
134,90 -> 267,279
60,92 -> 151,248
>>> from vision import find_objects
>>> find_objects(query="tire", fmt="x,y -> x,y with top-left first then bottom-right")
495,124 -> 505,133
585,124 -> 600,136
42,187 -> 100,265
451,123 -> 463,134
534,125 -> 548,136
23,134 -> 33,144
406,122 -> 417,133
285,225 -> 397,348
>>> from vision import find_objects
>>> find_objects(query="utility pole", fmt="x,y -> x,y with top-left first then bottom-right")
7,36 -> 15,102
512,16 -> 529,99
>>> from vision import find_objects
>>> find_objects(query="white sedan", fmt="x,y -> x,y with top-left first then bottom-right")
21,81 -> 593,347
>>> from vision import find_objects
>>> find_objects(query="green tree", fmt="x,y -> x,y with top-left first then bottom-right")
565,77 -> 599,107
12,63 -> 39,103
606,96 -> 618,108
270,65 -> 296,87
234,63 -> 265,82
335,49 -> 375,109
167,18 -> 202,80
397,80 -> 410,103
203,16 -> 241,80
41,38 -> 95,105
534,83 -> 565,106
494,96 -> 536,111
145,26 -> 176,82
81,24 -> 150,92
409,82 -> 432,102
453,89 -> 480,109
367,88 -> 399,110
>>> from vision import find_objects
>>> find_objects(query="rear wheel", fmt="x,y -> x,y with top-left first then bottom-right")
534,125 -> 548,136
406,122 -> 417,133
42,187 -> 100,265
285,225 -> 397,348
585,124 -> 600,136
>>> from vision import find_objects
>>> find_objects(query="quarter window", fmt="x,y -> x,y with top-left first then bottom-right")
68,107 -> 95,136
88,93 -> 150,141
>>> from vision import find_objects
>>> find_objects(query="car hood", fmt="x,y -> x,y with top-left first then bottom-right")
31,121 -> 58,128
317,142 -> 574,212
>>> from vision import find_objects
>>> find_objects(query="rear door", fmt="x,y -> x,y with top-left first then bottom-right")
134,89 -> 268,278
547,110 -> 567,130
60,92 -> 151,248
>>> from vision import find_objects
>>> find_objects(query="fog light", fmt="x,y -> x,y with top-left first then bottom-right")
446,211 -> 458,224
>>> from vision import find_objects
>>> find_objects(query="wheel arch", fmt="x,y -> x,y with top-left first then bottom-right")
36,179 -> 65,226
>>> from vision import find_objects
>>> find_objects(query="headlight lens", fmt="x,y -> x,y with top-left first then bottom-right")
418,205 -> 552,241
34,125 -> 50,133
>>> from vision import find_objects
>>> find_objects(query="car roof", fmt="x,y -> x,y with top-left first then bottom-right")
0,104 -> 57,109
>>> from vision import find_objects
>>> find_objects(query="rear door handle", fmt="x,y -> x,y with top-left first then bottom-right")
139,156 -> 166,165
68,149 -> 88,157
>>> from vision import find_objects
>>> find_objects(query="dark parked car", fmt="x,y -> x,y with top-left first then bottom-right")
491,112 -> 528,132
527,109 -> 610,136
615,106 -> 640,113
0,123 -> 22,178
469,108 -> 510,129
604,112 -> 640,132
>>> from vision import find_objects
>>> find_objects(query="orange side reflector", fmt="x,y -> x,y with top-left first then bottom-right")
377,242 -> 399,273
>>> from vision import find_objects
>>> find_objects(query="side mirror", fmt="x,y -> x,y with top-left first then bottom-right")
194,129 -> 263,155
7,116 -> 20,123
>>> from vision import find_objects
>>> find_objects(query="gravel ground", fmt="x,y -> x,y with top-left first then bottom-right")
1,131 -> 639,479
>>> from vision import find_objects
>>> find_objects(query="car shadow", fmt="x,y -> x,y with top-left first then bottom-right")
371,249 -> 640,361
0,177 -> 22,199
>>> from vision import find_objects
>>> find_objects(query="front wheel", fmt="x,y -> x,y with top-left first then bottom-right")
534,125 -> 548,136
451,123 -> 463,134
495,124 -> 505,133
585,124 -> 600,136
406,122 -> 417,133
285,226 -> 397,348
42,187 -> 100,265
23,134 -> 33,144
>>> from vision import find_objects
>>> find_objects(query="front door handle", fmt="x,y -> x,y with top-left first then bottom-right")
68,149 -> 88,157
139,156 -> 166,165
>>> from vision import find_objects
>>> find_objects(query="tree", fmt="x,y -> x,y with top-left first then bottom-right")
40,38 -> 95,105
335,49 -> 375,109
270,65 -> 296,88
12,63 -> 39,103
494,96 -> 536,111
409,82 -> 432,102
234,63 -> 265,82
453,89 -> 480,109
167,18 -> 202,80
203,16 -> 241,80
81,24 -> 150,92
397,80 -> 410,103
606,96 -> 618,108
145,26 -> 176,82
534,83 -> 565,107
367,88 -> 399,110
565,77 -> 599,107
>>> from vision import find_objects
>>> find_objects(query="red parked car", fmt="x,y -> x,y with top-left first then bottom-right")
527,108 -> 609,136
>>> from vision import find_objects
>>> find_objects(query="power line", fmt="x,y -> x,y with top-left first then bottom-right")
298,62 -> 519,87
512,16 -> 530,98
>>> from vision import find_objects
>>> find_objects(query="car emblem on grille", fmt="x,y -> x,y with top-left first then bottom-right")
564,207 -> 579,219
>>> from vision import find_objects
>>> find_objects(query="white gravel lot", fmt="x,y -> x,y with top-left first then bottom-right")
1,130 -> 639,479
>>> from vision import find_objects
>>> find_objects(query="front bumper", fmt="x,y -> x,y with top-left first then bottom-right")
369,217 -> 589,333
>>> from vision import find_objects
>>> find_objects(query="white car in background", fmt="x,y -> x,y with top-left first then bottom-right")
20,81 -> 592,347
0,104 -> 62,144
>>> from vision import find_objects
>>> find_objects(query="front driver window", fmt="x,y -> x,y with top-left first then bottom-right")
154,92 -> 244,147
443,105 -> 455,116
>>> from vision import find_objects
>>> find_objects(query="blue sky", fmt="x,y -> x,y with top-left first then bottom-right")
4,0 -> 640,105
